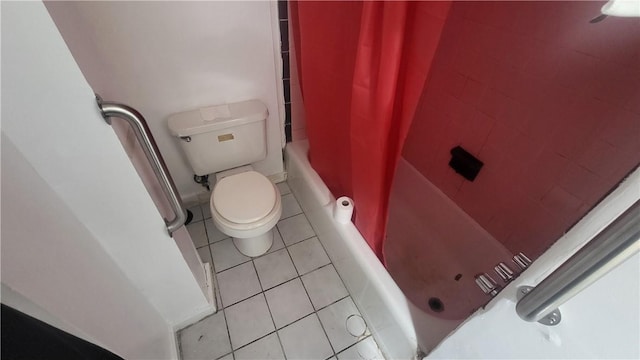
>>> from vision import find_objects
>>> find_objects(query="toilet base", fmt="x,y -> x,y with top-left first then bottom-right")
232,229 -> 274,257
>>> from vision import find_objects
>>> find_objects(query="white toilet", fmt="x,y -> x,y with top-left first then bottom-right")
168,100 -> 282,257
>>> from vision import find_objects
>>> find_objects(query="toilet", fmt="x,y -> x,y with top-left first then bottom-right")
168,100 -> 282,257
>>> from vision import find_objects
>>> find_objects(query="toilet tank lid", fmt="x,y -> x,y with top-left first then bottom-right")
168,99 -> 268,137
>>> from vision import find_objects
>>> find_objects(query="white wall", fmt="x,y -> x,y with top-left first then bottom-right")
428,169 -> 640,359
45,1 -> 286,203
1,137 -> 174,359
1,2 -> 212,357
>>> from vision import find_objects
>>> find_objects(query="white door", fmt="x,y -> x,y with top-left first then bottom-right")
1,2 -> 210,359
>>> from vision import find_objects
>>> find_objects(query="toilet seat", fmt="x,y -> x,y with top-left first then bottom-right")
213,171 -> 276,224
210,171 -> 282,239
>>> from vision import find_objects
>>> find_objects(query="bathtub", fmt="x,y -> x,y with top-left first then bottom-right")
285,141 -> 463,358
385,157 -> 514,321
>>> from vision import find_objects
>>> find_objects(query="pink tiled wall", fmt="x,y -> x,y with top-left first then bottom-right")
402,1 -> 640,258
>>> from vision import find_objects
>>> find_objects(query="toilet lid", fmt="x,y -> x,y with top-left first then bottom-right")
212,171 -> 276,224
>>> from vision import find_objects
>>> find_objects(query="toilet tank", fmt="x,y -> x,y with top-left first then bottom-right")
168,100 -> 268,176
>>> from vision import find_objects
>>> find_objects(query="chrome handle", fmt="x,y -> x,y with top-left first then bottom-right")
494,262 -> 515,282
475,273 -> 500,297
513,252 -> 532,270
95,94 -> 186,236
516,201 -> 640,326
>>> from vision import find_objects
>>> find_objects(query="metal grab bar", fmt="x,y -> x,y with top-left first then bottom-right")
516,200 -> 640,326
95,95 -> 186,236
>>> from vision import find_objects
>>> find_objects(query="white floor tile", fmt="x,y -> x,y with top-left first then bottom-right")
217,353 -> 233,360
317,297 -> 367,353
301,265 -> 349,310
337,337 -> 384,360
234,333 -> 284,360
254,249 -> 297,290
205,218 -> 229,243
217,262 -> 262,307
277,214 -> 315,246
225,294 -> 275,350
201,202 -> 212,220
264,278 -> 314,328
197,245 -> 213,266
211,238 -> 251,272
288,237 -> 331,275
278,314 -> 333,360
214,274 -> 223,310
187,221 -> 209,248
276,181 -> 291,195
281,193 -> 303,219
179,311 -> 230,360
188,205 -> 204,223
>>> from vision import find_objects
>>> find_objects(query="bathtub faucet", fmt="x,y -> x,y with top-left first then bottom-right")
474,273 -> 500,297
494,262 -> 515,282
513,252 -> 532,270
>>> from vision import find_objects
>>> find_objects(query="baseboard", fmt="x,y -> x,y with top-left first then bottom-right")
267,171 -> 287,184
203,262 -> 216,311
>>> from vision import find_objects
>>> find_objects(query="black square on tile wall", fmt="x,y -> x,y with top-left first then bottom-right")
449,146 -> 483,181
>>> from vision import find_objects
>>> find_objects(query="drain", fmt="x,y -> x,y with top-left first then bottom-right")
346,314 -> 367,337
428,297 -> 445,312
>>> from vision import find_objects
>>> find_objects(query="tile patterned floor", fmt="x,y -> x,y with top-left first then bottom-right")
179,182 -> 385,360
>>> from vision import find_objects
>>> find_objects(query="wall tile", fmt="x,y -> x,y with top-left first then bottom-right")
541,185 -> 583,222
277,0 -> 288,20
279,20 -> 289,51
400,1 -> 640,256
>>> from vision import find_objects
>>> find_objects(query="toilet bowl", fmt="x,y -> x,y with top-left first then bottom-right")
210,170 -> 282,257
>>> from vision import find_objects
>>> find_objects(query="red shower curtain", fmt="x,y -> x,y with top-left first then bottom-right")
290,1 -> 451,260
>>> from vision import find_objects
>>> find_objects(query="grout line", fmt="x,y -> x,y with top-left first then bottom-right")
314,294 -> 350,314
252,257 -> 289,360
192,188 -> 380,359
226,221 -> 336,357
225,293 -> 273,352
260,281 -> 279,332
218,273 -> 233,356
279,232 -> 317,247
287,182 -> 384,358
215,256 -> 253,276
283,235 -> 336,357
216,260 -> 350,316
288,185 -> 371,354
226,259 -> 287,359
278,210 -> 304,222
314,312 -> 337,357
231,330 -> 282,357
222,262 -> 344,311
333,334 -> 374,359
286,238 -> 331,276
289,189 -> 352,296
216,297 -> 234,360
